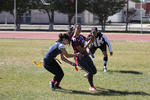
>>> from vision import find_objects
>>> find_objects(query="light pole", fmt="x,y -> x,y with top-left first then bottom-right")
125,0 -> 129,32
140,0 -> 143,34
75,0 -> 78,24
14,0 -> 16,30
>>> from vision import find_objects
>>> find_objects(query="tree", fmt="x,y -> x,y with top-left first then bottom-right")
33,0 -> 58,31
132,0 -> 141,3
124,8 -> 137,22
0,0 -> 34,30
87,0 -> 126,32
0,1 -> 5,12
56,0 -> 87,27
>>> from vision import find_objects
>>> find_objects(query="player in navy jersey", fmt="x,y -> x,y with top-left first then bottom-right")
43,33 -> 82,91
72,24 -> 97,91
89,27 -> 113,72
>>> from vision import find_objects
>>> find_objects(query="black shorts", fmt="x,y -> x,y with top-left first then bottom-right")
43,58 -> 63,76
78,55 -> 97,75
89,44 -> 107,54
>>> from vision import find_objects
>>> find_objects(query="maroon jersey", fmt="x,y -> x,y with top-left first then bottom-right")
72,34 -> 88,55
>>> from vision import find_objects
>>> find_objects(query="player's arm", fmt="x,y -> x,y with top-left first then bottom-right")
60,54 -> 76,66
103,34 -> 113,56
60,48 -> 75,58
84,35 -> 95,49
84,39 -> 93,49
76,45 -> 86,53
60,48 -> 83,58
85,34 -> 94,42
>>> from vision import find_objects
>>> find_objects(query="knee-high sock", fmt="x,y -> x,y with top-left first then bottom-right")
103,57 -> 108,68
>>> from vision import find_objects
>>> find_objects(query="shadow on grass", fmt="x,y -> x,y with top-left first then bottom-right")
108,70 -> 143,75
57,87 -> 150,96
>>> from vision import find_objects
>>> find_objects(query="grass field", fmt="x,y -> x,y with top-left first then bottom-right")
0,39 -> 150,100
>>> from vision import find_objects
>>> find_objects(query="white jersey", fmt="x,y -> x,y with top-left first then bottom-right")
90,32 -> 112,52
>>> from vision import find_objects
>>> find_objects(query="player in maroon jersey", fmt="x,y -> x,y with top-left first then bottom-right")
71,24 -> 97,91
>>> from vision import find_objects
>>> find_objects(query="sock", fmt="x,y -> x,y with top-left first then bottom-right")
103,57 -> 108,68
104,66 -> 106,69
55,81 -> 60,86
51,78 -> 55,83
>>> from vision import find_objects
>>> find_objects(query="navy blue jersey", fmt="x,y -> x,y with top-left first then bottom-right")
44,42 -> 65,61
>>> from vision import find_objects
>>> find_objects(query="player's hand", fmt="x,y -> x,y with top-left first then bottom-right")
75,53 -> 84,58
71,62 -> 78,71
88,35 -> 95,42
110,52 -> 113,56
91,35 -> 95,42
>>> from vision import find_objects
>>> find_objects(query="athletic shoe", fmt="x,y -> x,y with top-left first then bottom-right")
79,67 -> 83,70
103,68 -> 107,72
89,86 -> 96,91
55,85 -> 62,89
49,81 -> 55,91
84,73 -> 88,79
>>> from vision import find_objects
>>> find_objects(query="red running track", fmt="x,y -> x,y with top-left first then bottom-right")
0,31 -> 150,42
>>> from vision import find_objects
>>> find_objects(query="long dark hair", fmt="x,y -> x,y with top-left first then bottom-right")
67,27 -> 74,39
57,33 -> 70,43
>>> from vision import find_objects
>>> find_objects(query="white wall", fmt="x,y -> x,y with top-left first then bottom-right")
54,12 -> 68,24
31,10 -> 73,24
31,10 -> 49,23
83,10 -> 93,24
108,11 -> 123,22
0,12 -> 14,23
129,0 -> 136,8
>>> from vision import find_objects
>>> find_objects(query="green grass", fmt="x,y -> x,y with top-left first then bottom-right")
0,39 -> 150,100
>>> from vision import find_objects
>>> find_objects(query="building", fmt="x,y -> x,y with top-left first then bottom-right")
0,0 -> 149,24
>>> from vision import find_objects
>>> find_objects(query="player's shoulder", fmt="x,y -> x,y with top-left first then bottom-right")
79,34 -> 85,38
57,42 -> 65,48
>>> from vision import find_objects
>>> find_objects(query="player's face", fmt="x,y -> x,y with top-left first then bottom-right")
75,25 -> 81,35
93,31 -> 97,37
62,38 -> 69,45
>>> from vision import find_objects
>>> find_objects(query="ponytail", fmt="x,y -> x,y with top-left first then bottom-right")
57,33 -> 70,43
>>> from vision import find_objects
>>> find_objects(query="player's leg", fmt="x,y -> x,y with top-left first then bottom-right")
78,55 -> 97,91
100,45 -> 108,72
103,51 -> 108,72
54,63 -> 64,89
89,44 -> 97,55
86,56 -> 97,91
43,59 -> 64,90
43,60 -> 56,91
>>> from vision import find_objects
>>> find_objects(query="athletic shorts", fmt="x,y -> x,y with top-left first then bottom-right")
89,44 -> 107,54
43,58 -> 63,76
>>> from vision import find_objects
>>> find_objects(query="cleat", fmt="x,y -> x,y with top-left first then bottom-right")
49,81 -> 55,91
89,86 -> 96,91
103,68 -> 107,72
79,67 -> 83,70
84,73 -> 88,79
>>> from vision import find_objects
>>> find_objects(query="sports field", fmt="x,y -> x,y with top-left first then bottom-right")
0,38 -> 150,100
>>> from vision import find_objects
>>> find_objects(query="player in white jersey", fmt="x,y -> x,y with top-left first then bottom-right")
88,27 -> 113,72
